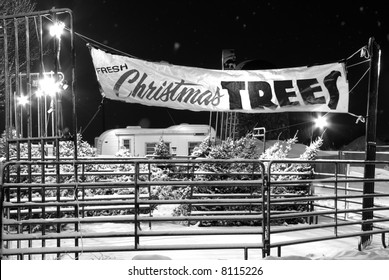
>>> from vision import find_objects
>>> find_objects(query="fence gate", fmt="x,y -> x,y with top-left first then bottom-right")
1,8 -> 77,259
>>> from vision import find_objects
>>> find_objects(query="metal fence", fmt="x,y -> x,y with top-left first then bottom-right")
1,8 -> 76,142
0,158 -> 266,259
1,157 -> 388,260
266,159 -> 389,256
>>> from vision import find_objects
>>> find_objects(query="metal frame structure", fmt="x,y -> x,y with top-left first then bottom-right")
1,8 -> 77,259
1,8 -> 76,151
1,157 -> 388,260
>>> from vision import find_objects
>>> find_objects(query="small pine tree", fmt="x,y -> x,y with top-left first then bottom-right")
208,137 -> 235,159
59,133 -> 96,158
153,138 -> 171,159
300,137 -> 323,161
284,136 -> 323,175
233,133 -> 258,159
259,134 -> 298,161
191,136 -> 212,158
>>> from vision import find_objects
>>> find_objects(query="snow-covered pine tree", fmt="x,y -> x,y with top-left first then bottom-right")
282,136 -> 324,177
153,138 -> 171,159
164,134 -> 324,226
191,135 -> 212,158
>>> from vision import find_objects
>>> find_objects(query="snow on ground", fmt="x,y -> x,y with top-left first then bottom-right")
55,216 -> 388,261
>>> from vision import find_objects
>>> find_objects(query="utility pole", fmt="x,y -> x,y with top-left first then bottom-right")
360,37 -> 381,249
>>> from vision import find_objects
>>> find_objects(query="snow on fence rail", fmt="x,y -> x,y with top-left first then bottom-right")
1,158 -> 388,260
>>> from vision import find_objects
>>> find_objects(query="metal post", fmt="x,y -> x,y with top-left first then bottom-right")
25,17 -> 32,139
19,75 -> 23,138
52,12 -> 59,137
44,95 -> 48,136
13,92 -> 18,135
69,11 -> 78,155
208,111 -> 212,139
220,112 -> 224,140
37,96 -> 41,137
3,18 -> 10,142
232,112 -> 237,140
215,112 -> 219,144
224,112 -> 230,140
360,37 -> 381,248
38,15 -> 44,138
134,162 -> 140,249
0,162 -> 4,259
14,18 -> 20,138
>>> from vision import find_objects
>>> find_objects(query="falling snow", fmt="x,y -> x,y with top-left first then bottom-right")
173,42 -> 181,51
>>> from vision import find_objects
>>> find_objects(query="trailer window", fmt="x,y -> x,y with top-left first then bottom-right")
188,142 -> 201,155
145,142 -> 158,155
146,142 -> 171,155
122,139 -> 131,150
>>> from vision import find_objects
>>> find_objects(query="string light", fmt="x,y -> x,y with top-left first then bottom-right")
17,95 -> 29,106
314,116 -> 328,129
49,21 -> 65,38
39,76 -> 60,96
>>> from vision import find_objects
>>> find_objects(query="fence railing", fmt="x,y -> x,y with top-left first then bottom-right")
266,159 -> 389,256
1,158 -> 388,260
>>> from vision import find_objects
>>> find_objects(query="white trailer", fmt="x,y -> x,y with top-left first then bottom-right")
95,124 -> 216,157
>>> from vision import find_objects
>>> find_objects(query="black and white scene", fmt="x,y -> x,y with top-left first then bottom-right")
1,0 -> 388,279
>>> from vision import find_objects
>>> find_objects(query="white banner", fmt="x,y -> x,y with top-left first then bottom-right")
90,47 -> 349,113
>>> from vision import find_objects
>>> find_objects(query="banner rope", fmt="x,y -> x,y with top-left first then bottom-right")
80,97 -> 105,135
348,67 -> 370,94
43,15 -> 140,59
76,32 -> 140,59
264,110 -> 365,137
346,45 -> 369,61
47,15 -> 373,72
347,112 -> 366,124
346,59 -> 370,69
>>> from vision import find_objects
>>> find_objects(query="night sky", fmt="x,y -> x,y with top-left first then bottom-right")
33,0 -> 389,147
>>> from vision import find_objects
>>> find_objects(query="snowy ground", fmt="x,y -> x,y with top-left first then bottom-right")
7,206 -> 387,260
57,223 -> 389,261
54,208 -> 388,261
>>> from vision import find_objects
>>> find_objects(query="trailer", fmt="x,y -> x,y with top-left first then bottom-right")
95,124 -> 216,156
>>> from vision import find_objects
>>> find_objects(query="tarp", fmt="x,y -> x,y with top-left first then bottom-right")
90,47 -> 349,113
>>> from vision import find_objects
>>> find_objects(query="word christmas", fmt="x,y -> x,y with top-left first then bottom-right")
90,47 -> 349,113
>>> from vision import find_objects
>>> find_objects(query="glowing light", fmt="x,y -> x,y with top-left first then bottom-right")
17,95 -> 29,106
314,116 -> 328,129
35,88 -> 44,98
49,21 -> 65,38
61,81 -> 69,90
39,76 -> 60,96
